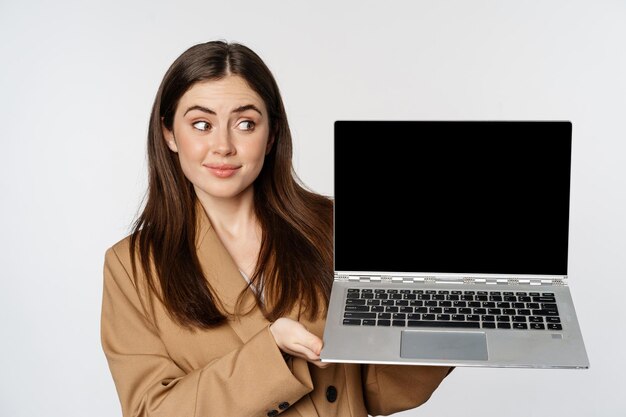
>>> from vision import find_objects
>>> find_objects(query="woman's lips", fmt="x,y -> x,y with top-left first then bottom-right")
204,164 -> 240,178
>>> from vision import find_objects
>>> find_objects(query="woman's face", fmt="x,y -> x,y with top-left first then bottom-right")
163,75 -> 273,203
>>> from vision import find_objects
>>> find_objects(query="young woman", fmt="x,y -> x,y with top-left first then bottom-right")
101,40 -> 452,417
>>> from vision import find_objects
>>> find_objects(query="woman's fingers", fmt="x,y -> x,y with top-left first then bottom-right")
270,317 -> 330,368
282,344 -> 331,369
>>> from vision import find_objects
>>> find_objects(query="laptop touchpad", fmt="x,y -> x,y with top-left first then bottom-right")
401,331 -> 488,361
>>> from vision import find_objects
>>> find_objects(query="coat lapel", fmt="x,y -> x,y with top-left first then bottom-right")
194,203 -> 270,344
194,200 -> 326,338
194,202 -> 325,417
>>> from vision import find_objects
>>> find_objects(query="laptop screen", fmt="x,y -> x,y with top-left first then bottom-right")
334,120 -> 572,276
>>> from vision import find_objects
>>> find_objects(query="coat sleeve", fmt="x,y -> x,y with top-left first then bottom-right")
101,246 -> 314,417
362,364 -> 453,416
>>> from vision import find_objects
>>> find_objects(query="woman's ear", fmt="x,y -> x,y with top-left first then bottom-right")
162,118 -> 178,153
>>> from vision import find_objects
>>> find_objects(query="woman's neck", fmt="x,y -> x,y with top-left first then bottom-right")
196,187 -> 262,277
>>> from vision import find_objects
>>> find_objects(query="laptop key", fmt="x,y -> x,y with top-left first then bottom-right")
533,296 -> 556,302
407,321 -> 480,328
392,320 -> 406,327
547,323 -> 563,330
362,320 -> 376,326
343,319 -> 361,325
482,322 -> 496,328
377,320 -> 391,326
345,305 -> 370,312
513,323 -> 528,329
534,309 -> 559,316
497,323 -> 512,329
344,312 -> 376,319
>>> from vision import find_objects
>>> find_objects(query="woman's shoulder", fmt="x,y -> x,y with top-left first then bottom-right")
103,233 -> 136,268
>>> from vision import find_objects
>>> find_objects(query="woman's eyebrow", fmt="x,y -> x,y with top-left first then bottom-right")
183,104 -> 263,117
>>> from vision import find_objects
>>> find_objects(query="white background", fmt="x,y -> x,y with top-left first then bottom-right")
1,1 -> 624,416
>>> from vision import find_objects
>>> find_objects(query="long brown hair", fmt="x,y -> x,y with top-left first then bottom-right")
130,40 -> 333,329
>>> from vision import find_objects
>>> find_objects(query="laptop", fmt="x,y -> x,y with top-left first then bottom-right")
320,120 -> 590,369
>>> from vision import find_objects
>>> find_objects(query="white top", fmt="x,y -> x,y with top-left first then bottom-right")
240,270 -> 264,303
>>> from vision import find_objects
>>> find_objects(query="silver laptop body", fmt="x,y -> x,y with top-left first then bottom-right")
320,120 -> 590,369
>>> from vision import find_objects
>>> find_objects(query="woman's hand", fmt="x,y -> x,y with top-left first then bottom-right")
269,318 -> 330,368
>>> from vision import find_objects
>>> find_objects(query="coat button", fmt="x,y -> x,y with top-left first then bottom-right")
267,410 -> 278,417
326,385 -> 338,403
278,402 -> 290,410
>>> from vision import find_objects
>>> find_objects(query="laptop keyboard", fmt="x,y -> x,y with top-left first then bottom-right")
342,289 -> 562,330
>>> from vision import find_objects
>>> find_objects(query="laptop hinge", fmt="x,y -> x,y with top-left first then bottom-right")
337,275 -> 567,286
463,277 -> 567,286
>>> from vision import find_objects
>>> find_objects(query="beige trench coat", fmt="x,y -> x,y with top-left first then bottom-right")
101,208 -> 452,417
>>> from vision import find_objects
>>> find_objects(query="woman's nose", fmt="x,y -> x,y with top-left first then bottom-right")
210,125 -> 235,155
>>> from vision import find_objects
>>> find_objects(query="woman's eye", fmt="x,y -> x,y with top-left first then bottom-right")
238,120 -> 255,131
192,121 -> 211,131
